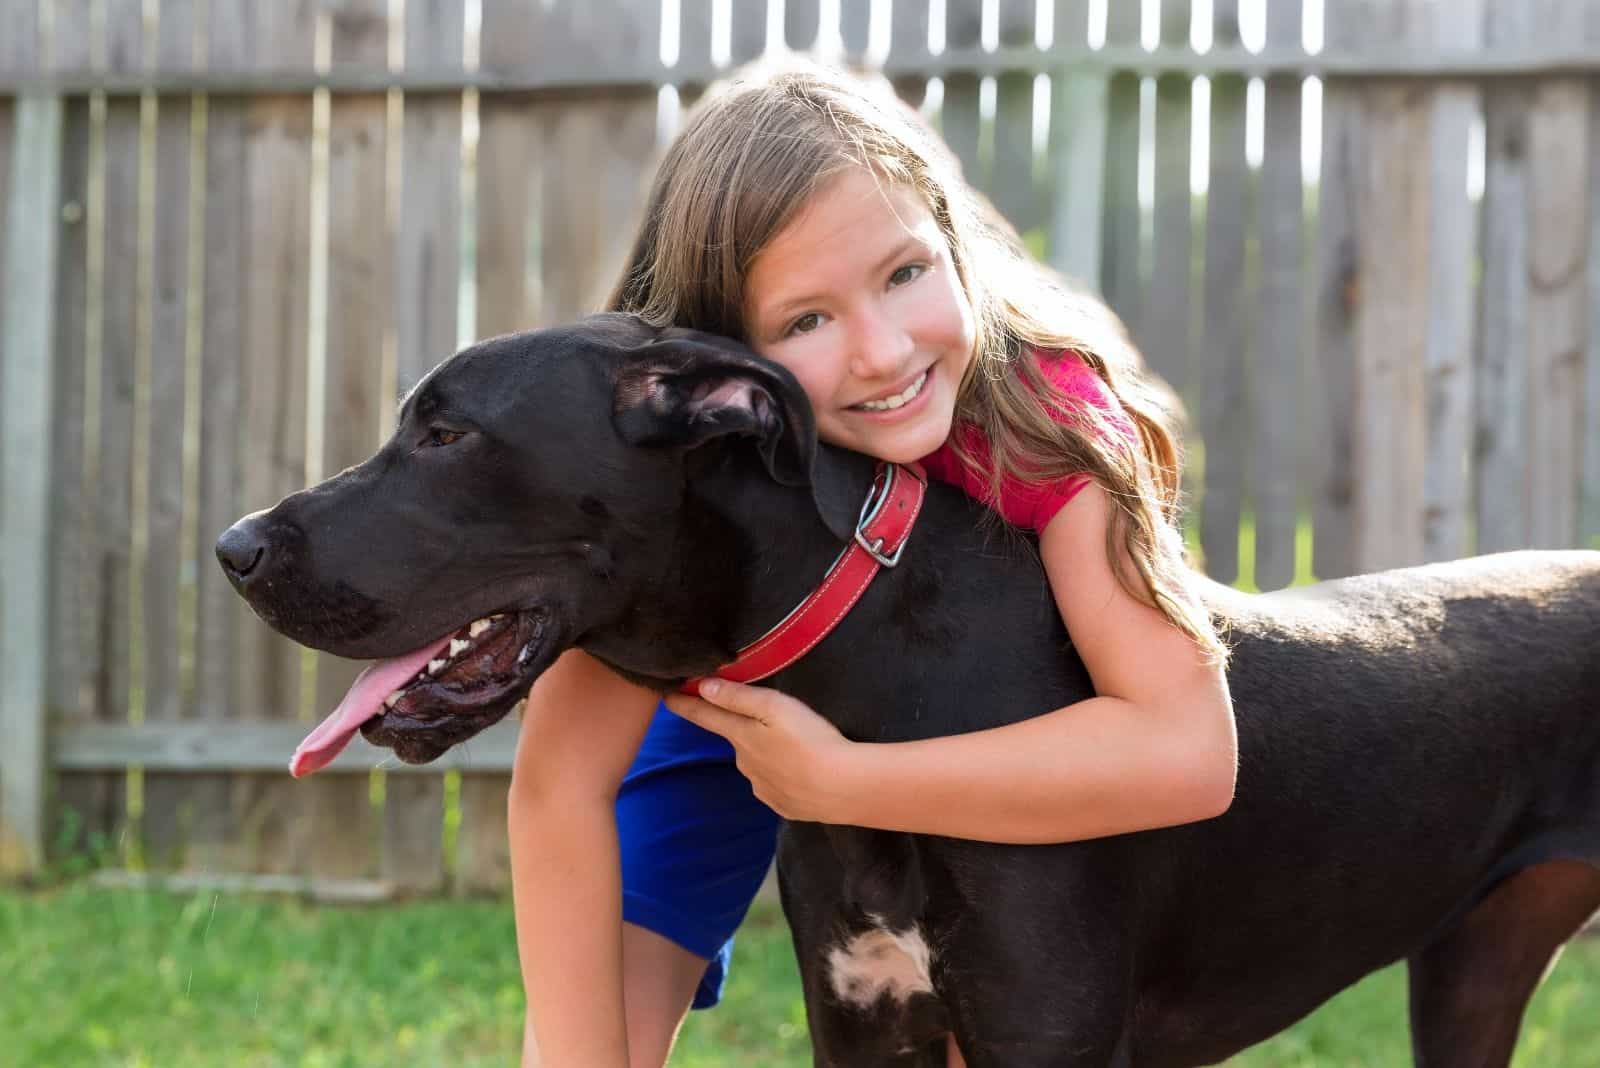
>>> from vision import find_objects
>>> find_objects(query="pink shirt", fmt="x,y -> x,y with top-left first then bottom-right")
918,349 -> 1138,533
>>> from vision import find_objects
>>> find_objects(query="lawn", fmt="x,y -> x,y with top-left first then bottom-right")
4,883 -> 1598,1066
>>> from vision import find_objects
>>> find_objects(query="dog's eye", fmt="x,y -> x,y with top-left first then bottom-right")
426,428 -> 466,448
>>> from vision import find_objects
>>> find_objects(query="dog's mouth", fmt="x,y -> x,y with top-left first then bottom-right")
289,608 -> 556,776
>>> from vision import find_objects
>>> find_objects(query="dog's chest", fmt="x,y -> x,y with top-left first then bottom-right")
826,919 -> 937,1008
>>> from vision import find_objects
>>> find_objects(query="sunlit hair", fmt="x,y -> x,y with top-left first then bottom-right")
608,61 -> 1224,660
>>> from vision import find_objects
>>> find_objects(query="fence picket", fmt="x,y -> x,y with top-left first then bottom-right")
1421,0 -> 1483,562
0,95 -> 61,872
991,0 -> 1041,238
1100,0 -> 1141,330
1142,0 -> 1191,404
1525,1 -> 1591,548
1586,6 -> 1600,549
887,0 -> 929,107
139,0 -> 200,868
1252,0 -> 1304,589
1200,0 -> 1247,585
96,94 -> 144,863
1046,1 -> 1103,290
47,101 -> 96,860
1477,3 -> 1534,552
939,3 -> 982,188
1311,2 -> 1366,579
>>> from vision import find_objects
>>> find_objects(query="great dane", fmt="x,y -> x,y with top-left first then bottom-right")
217,315 -> 1600,1066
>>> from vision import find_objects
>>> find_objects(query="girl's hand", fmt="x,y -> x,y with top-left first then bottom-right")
664,680 -> 861,823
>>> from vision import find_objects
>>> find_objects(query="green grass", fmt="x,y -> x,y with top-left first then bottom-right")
5,885 -> 1599,1066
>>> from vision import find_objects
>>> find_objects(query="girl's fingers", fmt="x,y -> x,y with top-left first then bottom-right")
664,694 -> 748,738
695,679 -> 771,722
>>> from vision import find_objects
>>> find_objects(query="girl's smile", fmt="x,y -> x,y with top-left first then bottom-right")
744,168 -> 978,463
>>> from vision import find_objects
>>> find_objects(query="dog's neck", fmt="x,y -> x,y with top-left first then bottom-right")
692,443 -> 884,656
576,443 -> 883,689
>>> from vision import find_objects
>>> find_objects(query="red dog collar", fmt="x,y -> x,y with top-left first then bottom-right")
681,461 -> 927,695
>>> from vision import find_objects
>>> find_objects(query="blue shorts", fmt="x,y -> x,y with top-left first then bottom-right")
618,702 -> 781,1009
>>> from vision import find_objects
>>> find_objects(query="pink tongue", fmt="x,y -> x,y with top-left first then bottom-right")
289,635 -> 455,778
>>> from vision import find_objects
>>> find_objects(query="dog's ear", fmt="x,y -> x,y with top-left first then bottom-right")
612,331 -> 859,541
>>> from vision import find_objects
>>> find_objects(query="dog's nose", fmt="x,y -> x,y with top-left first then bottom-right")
215,514 -> 273,588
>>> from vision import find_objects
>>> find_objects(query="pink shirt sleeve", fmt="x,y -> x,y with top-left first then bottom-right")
918,349 -> 1138,533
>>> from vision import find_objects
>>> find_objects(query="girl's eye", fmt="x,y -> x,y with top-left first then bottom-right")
427,427 -> 466,448
889,263 -> 926,287
787,312 -> 823,337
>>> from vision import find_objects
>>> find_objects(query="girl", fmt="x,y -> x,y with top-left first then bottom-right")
508,63 -> 1236,1066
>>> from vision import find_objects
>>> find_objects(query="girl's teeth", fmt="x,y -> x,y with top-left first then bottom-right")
856,370 -> 927,412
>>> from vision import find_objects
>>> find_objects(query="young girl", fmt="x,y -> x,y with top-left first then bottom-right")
507,63 -> 1236,1067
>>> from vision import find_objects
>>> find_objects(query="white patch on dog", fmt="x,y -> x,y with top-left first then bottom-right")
827,921 -> 936,1010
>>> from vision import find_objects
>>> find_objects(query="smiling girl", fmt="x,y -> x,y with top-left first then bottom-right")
507,63 -> 1236,1066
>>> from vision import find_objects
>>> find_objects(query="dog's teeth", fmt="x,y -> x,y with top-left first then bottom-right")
384,690 -> 404,709
428,658 -> 448,675
450,638 -> 470,657
469,619 -> 491,638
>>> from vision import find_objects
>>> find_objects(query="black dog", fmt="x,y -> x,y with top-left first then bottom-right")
217,316 -> 1600,1066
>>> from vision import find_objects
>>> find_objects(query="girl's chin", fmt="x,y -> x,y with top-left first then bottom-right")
832,412 -> 954,464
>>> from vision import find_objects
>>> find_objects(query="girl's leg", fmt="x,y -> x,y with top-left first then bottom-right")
613,703 -> 781,1065
622,922 -> 716,1067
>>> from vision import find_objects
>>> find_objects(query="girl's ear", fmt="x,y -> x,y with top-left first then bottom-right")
610,329 -> 860,541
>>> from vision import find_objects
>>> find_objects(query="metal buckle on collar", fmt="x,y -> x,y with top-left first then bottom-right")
854,463 -> 913,568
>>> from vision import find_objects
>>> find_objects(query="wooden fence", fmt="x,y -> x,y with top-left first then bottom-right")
2,0 -> 1598,892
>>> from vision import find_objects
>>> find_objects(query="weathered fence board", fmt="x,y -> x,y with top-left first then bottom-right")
1,93 -> 62,873
1200,0 -> 1247,586
1311,0 -> 1365,580
1253,0 -> 1305,590
1524,12 -> 1591,548
1478,0 -> 1534,553
991,1 -> 1040,237
1046,0 -> 1103,289
139,86 -> 198,868
1587,9 -> 1600,548
1099,0 -> 1141,334
939,2 -> 982,189
1144,0 -> 1191,400
1422,0 -> 1483,563
1353,73 -> 1431,569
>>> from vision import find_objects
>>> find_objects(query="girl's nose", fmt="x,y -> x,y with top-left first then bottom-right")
846,309 -> 915,381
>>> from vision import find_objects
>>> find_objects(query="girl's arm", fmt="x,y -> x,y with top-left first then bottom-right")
666,483 -> 1237,845
509,648 -> 661,1066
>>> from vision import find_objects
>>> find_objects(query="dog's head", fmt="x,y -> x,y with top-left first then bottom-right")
216,314 -> 864,771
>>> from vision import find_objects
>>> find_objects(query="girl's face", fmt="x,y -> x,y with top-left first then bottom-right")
743,168 -> 978,464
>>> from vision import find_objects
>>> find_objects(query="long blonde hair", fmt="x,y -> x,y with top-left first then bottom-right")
609,63 -> 1224,660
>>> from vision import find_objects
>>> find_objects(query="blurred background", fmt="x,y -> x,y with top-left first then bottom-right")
2,0 -> 1598,1064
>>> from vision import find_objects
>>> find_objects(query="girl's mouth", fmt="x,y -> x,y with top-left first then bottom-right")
851,368 -> 930,414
